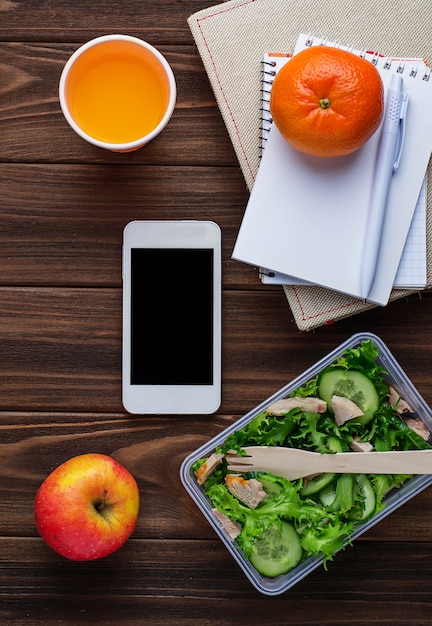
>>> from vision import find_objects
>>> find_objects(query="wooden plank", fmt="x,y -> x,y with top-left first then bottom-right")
0,1 -> 209,43
0,288 -> 296,412
1,538 -> 432,623
0,287 -> 431,412
0,43 -> 236,165
1,411 -> 432,541
0,163 -> 250,287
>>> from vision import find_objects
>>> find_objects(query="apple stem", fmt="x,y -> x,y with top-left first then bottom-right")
94,489 -> 108,512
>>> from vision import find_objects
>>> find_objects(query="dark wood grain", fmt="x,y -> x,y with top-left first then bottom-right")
1,410 -> 432,541
0,1 -> 209,43
0,164 -> 250,286
2,538 -> 432,624
2,0 -> 432,622
0,43 -> 237,165
0,287 -> 431,413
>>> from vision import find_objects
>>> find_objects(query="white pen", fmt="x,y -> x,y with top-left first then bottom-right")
360,73 -> 409,300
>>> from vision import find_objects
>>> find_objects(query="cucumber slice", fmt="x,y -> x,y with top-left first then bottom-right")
319,482 -> 337,507
301,472 -> 336,496
326,473 -> 355,513
318,369 -> 379,425
249,521 -> 302,577
320,474 -> 376,520
348,474 -> 376,521
258,476 -> 283,499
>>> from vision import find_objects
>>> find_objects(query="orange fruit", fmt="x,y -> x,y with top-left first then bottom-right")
269,46 -> 384,158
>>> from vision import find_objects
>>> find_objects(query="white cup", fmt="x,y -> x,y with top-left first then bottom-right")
59,34 -> 177,152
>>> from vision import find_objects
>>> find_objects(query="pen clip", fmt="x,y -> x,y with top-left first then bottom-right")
393,93 -> 409,172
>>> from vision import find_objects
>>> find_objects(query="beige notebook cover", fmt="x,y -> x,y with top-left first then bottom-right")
188,0 -> 432,331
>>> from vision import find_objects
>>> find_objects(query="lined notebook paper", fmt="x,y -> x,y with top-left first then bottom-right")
259,51 -> 427,290
232,33 -> 432,305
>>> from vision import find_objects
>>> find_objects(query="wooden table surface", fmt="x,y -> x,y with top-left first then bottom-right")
2,2 -> 432,624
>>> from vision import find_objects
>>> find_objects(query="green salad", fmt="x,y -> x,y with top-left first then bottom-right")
193,340 -> 431,578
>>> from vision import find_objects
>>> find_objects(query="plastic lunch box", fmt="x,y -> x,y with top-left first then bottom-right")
180,332 -> 432,595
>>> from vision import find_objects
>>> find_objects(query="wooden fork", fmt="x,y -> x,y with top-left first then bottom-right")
225,446 -> 432,480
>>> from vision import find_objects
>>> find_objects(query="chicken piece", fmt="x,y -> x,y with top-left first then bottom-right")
196,452 -> 224,485
266,396 -> 327,416
349,436 -> 373,452
212,509 -> 242,540
404,417 -> 431,442
225,475 -> 267,509
331,395 -> 364,426
388,386 -> 414,414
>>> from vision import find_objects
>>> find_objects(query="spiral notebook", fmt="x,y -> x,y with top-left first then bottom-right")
232,33 -> 432,306
259,51 -> 428,291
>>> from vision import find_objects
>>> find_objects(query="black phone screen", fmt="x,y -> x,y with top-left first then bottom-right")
130,248 -> 214,385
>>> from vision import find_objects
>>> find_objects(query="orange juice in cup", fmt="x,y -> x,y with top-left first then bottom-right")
59,35 -> 176,151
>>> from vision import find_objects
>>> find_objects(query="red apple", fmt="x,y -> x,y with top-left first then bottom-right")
34,453 -> 140,560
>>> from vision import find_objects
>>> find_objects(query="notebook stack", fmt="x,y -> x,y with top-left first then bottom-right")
188,0 -> 432,330
232,34 -> 430,307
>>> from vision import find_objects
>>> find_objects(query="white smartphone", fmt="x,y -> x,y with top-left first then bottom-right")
122,220 -> 222,414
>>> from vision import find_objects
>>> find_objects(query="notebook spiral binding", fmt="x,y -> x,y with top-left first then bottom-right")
260,59 -> 278,150
304,34 -> 431,80
260,35 -> 431,152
